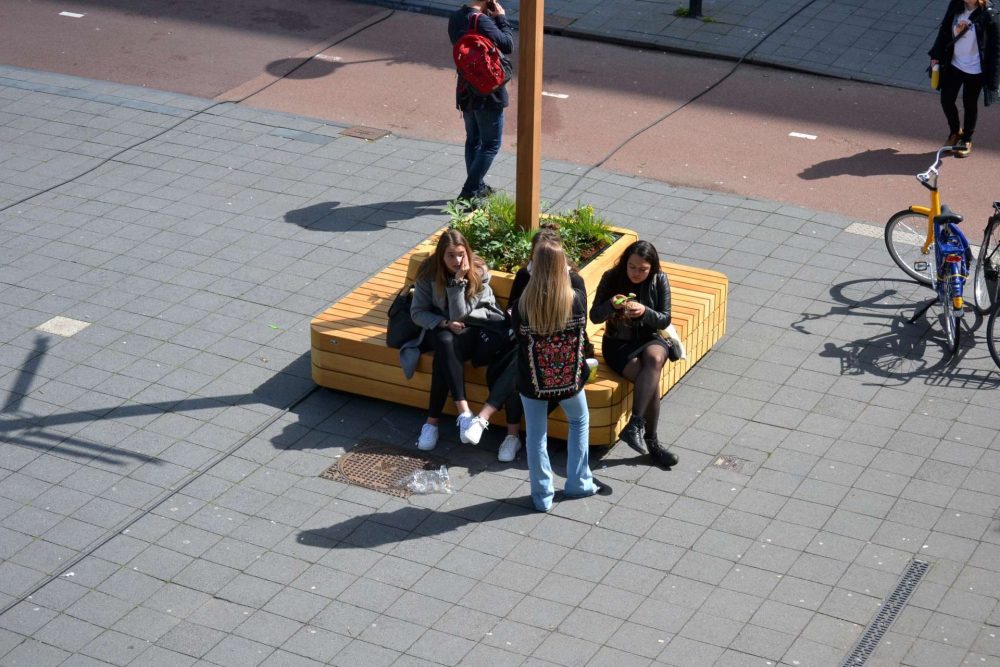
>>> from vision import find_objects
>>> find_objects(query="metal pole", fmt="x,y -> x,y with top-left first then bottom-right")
688,0 -> 702,18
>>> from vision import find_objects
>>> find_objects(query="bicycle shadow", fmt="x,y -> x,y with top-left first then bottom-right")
796,277 -> 1000,388
799,149 -> 936,180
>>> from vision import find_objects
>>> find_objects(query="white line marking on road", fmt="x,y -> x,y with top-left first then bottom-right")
845,222 -> 882,239
59,11 -> 85,17
315,54 -> 342,62
789,132 -> 817,140
541,91 -> 568,99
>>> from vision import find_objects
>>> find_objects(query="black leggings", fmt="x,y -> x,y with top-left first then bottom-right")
484,349 -> 523,423
428,327 -> 479,418
620,344 -> 668,437
940,64 -> 984,139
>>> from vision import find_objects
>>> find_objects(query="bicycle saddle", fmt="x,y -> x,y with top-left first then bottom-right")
935,204 -> 963,226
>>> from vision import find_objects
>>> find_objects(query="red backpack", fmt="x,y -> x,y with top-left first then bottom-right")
452,13 -> 512,95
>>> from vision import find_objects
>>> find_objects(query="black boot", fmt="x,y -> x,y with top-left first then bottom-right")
619,415 -> 646,454
647,437 -> 679,469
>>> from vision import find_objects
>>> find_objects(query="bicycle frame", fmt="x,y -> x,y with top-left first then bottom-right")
908,146 -> 949,255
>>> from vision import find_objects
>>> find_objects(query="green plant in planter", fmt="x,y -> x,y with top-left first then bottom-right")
445,193 -> 616,273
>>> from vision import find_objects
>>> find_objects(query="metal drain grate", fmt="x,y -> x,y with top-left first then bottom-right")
339,126 -> 390,141
320,439 -> 443,498
841,559 -> 930,666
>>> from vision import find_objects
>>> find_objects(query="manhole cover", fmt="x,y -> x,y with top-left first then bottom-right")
320,439 -> 444,498
339,126 -> 390,141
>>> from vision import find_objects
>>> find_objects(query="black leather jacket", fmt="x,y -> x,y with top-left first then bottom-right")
590,271 -> 671,341
930,0 -> 1000,101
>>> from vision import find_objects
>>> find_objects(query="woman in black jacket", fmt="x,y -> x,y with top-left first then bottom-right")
590,241 -> 679,469
929,0 -> 1000,156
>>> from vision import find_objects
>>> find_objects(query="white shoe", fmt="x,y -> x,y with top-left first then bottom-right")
416,424 -> 439,451
497,434 -> 522,462
456,411 -> 473,440
462,416 -> 489,444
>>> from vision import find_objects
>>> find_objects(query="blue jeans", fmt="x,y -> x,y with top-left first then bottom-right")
462,107 -> 504,198
520,391 -> 595,512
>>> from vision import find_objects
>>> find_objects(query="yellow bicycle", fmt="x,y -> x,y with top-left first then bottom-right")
884,145 -> 982,353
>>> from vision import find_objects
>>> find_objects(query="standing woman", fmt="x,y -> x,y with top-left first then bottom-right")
410,229 -> 507,450
929,0 -> 1000,157
590,241 -> 679,469
514,241 -> 611,512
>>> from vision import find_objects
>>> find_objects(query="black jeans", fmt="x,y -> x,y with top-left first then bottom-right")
940,64 -> 985,139
427,327 -> 479,418
485,349 -> 522,423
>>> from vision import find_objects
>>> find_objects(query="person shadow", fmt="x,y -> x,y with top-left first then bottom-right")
296,496 -> 537,550
284,200 -> 448,232
799,148 -> 936,180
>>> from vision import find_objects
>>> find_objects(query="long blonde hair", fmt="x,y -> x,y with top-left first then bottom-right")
518,241 -> 574,335
416,229 -> 485,299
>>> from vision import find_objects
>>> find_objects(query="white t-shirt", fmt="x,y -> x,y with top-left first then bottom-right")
952,9 -> 982,74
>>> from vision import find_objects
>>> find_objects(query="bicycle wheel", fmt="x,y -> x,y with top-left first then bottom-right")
988,305 -> 1000,369
885,210 -> 933,286
941,280 -> 961,355
973,219 -> 1000,314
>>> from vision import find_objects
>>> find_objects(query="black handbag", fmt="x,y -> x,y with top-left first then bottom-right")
470,324 -> 513,367
386,285 -> 421,348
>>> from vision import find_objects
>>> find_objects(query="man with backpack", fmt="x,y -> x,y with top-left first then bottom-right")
448,0 -> 514,203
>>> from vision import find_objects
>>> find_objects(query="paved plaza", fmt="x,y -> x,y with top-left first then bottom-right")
2,5 -> 1000,664
370,0 -> 943,91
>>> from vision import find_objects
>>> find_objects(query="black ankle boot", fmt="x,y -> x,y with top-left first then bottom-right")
647,437 -> 679,469
619,415 -> 646,454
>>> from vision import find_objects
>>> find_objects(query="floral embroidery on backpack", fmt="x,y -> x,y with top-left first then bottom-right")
523,316 -> 586,399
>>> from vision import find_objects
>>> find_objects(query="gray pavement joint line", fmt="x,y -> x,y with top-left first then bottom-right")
0,384 -> 320,619
541,0 -> 825,213
0,10 -> 398,215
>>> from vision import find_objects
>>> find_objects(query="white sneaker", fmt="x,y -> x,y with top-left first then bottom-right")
416,424 -> 439,451
456,411 -> 473,439
497,435 -> 522,462
462,416 -> 489,444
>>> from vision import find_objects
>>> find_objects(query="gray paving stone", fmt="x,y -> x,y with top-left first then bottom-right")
80,629 -> 150,666
203,634 -> 274,667
1,637 -> 71,667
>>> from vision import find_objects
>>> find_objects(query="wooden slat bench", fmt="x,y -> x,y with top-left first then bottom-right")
311,227 -> 728,446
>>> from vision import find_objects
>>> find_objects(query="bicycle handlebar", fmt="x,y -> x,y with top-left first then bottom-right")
916,145 -> 958,190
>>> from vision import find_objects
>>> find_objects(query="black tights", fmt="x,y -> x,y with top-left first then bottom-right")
621,344 -> 668,436
428,327 -> 478,418
940,65 -> 984,139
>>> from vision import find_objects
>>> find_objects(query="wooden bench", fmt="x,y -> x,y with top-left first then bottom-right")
310,227 -> 728,446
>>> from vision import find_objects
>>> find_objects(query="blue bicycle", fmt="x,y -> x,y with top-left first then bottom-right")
884,146 -> 973,354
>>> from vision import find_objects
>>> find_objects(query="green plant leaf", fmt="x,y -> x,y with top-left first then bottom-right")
447,192 -> 617,273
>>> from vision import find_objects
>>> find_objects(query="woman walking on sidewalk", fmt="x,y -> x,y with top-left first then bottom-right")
929,0 -> 1000,157
513,240 -> 610,512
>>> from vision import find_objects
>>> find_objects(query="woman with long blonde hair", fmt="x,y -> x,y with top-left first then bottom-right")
513,241 -> 610,512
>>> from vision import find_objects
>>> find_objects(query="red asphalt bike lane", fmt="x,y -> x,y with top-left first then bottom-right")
3,0 -> 999,234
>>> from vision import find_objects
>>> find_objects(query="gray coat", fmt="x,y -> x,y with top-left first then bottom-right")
410,267 -> 506,330
398,266 -> 506,379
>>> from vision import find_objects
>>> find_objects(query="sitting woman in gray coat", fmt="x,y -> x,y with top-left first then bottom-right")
410,229 -> 508,451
